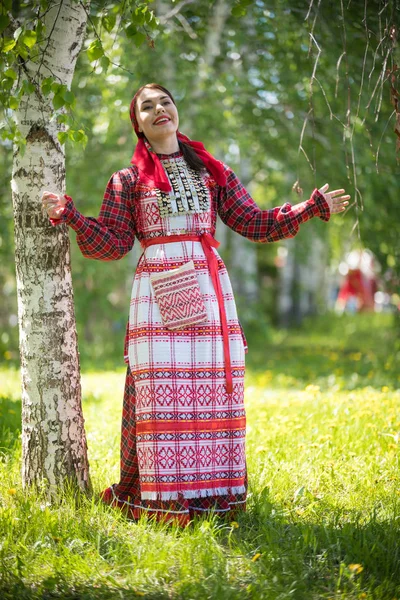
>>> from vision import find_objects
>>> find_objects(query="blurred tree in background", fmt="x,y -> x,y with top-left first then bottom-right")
1,0 -> 398,369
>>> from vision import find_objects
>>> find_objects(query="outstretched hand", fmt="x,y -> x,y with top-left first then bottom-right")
318,184 -> 350,214
41,191 -> 68,219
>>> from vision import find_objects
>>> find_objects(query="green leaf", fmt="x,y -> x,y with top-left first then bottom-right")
4,68 -> 17,80
132,31 -> 146,48
87,40 -> 104,62
17,44 -> 29,60
70,129 -> 85,142
125,24 -> 137,38
51,82 -> 62,94
0,15 -> 10,33
2,38 -> 16,52
56,114 -> 68,124
2,77 -> 14,90
53,94 -> 65,110
41,77 -> 53,96
145,10 -> 158,29
20,30 -> 37,49
63,90 -> 74,105
133,10 -> 145,27
100,55 -> 110,72
101,14 -> 116,33
9,96 -> 19,110
231,6 -> 246,17
21,80 -> 35,94
57,131 -> 68,145
36,20 -> 45,39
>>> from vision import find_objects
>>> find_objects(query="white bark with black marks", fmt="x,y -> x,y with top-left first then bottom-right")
12,0 -> 91,492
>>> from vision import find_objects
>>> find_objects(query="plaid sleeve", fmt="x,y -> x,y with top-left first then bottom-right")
217,165 -> 330,243
50,171 -> 136,261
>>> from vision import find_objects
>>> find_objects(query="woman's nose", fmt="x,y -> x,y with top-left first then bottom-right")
155,104 -> 165,113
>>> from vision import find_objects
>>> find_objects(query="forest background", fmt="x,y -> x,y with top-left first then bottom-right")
1,1 -> 400,598
0,0 -> 399,367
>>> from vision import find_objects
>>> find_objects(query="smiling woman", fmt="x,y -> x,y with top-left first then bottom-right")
41,82 -> 349,526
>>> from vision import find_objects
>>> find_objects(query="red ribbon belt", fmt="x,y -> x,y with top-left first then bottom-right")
140,233 -> 233,394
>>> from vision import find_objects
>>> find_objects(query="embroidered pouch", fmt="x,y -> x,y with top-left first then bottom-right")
150,260 -> 208,330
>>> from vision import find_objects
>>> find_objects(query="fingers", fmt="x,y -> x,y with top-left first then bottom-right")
42,194 -> 60,211
41,191 -> 67,220
329,189 -> 346,197
331,199 -> 350,213
319,183 -> 329,193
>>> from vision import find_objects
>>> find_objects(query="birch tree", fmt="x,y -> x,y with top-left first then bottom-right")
1,0 -> 159,492
5,0 -> 91,491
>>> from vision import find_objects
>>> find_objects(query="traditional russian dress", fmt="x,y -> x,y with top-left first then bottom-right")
56,149 -> 330,525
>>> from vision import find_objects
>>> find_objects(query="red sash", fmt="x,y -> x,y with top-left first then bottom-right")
141,233 -> 233,394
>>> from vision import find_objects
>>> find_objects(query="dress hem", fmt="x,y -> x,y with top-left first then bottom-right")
141,485 -> 247,501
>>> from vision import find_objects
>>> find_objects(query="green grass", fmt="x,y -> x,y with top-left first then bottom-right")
0,313 -> 399,599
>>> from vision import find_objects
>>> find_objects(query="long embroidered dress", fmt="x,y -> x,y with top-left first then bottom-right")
55,150 -> 330,525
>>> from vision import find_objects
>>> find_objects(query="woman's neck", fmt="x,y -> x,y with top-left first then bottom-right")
147,135 -> 180,155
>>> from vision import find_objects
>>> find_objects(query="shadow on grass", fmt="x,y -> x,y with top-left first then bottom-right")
0,578 -> 170,600
210,491 -> 400,599
1,495 -> 399,600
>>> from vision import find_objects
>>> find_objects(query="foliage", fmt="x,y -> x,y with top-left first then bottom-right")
1,0 -> 399,363
0,0 -> 159,151
0,313 -> 399,598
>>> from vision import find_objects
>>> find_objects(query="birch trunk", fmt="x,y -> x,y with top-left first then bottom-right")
12,0 -> 91,492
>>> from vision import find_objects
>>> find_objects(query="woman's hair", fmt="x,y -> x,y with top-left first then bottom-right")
132,83 -> 206,173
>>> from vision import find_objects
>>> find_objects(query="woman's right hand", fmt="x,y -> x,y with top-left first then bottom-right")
41,191 -> 68,219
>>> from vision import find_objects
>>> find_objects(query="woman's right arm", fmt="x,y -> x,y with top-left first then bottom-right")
44,169 -> 136,261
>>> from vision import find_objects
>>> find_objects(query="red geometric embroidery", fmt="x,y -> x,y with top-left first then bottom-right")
150,260 -> 208,330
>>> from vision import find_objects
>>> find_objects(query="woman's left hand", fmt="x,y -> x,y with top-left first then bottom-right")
318,184 -> 350,214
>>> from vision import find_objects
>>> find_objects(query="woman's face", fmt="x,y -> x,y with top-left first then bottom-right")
135,87 -> 179,144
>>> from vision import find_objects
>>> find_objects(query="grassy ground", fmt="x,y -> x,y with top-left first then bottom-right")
0,312 -> 399,599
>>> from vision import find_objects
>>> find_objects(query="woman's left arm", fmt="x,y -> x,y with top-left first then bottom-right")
217,165 -> 349,243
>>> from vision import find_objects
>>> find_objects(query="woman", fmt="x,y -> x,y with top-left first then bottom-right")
42,83 -> 349,526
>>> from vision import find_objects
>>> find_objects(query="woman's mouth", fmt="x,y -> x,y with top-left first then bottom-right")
153,117 -> 171,125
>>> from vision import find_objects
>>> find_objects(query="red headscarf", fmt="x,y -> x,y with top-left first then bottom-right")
129,86 -> 226,192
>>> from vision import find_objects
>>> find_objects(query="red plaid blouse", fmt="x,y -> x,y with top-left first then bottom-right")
51,163 -> 330,358
52,163 -> 330,259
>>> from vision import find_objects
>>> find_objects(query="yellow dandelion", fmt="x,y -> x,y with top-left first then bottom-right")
8,409 -> 16,415
381,386 -> 389,393
388,444 -> 398,450
349,352 -> 362,361
4,350 -> 12,360
7,488 -> 17,495
348,563 -> 364,574
251,553 -> 261,562
230,521 -> 239,529
359,593 -> 367,599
